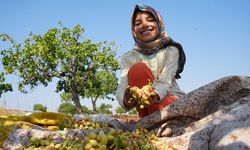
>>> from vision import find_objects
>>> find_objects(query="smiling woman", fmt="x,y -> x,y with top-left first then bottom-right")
116,4 -> 186,118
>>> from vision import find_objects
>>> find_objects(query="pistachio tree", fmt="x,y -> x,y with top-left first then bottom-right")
0,23 -> 119,113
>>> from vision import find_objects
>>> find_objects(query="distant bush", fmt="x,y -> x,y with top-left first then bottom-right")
115,106 -> 137,115
33,104 -> 47,112
129,108 -> 138,115
115,106 -> 126,114
81,105 -> 93,114
96,103 -> 113,114
57,102 -> 77,114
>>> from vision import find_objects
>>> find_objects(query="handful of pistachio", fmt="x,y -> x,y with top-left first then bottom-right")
129,82 -> 156,109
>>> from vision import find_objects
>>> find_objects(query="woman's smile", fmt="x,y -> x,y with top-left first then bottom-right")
140,28 -> 154,35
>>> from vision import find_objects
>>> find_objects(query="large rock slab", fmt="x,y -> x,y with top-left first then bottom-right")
157,96 -> 250,150
189,100 -> 250,150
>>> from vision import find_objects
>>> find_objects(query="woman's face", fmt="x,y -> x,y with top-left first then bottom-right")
133,12 -> 160,43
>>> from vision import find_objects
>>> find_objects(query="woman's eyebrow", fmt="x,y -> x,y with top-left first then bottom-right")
135,19 -> 141,22
134,18 -> 142,24
146,15 -> 154,20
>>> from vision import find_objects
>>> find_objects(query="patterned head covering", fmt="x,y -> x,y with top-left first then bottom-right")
131,4 -> 186,79
131,4 -> 171,55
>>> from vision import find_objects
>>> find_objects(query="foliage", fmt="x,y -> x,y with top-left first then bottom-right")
115,106 -> 126,114
115,106 -> 138,115
0,23 -> 119,113
129,108 -> 138,115
0,72 -> 12,97
96,103 -> 113,114
57,102 -> 77,114
81,105 -> 93,114
58,102 -> 114,115
60,92 -> 72,102
33,104 -> 47,112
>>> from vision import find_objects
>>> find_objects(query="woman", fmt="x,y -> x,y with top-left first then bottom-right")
116,4 -> 186,118
115,5 -> 250,140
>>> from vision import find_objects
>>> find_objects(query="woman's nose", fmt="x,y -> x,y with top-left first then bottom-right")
140,20 -> 149,28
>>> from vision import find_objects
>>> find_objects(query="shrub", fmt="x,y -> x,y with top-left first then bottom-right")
57,102 -> 77,114
33,104 -> 47,112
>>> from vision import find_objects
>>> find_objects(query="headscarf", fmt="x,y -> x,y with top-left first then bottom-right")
131,4 -> 186,79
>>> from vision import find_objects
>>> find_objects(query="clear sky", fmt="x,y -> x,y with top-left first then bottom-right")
0,0 -> 250,112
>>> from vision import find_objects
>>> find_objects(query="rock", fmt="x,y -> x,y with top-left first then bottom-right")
189,99 -> 250,150
211,120 -> 250,150
155,96 -> 250,150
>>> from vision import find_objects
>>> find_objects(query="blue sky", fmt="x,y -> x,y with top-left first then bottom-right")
1,0 -> 250,112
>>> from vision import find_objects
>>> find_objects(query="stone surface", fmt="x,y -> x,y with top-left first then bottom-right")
189,100 -> 250,150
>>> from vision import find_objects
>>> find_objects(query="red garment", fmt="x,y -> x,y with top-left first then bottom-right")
127,62 -> 176,118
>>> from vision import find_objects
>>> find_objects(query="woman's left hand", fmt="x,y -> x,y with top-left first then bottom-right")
149,93 -> 160,103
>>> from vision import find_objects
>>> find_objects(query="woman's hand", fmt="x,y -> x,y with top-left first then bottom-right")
123,87 -> 138,109
149,92 -> 160,103
123,85 -> 160,109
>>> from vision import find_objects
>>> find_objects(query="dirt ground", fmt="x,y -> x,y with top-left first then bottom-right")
111,114 -> 140,122
0,107 -> 27,115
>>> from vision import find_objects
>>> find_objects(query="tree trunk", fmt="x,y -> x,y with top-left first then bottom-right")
91,98 -> 98,112
71,81 -> 83,113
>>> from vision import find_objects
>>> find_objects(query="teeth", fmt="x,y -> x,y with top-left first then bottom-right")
141,30 -> 151,34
